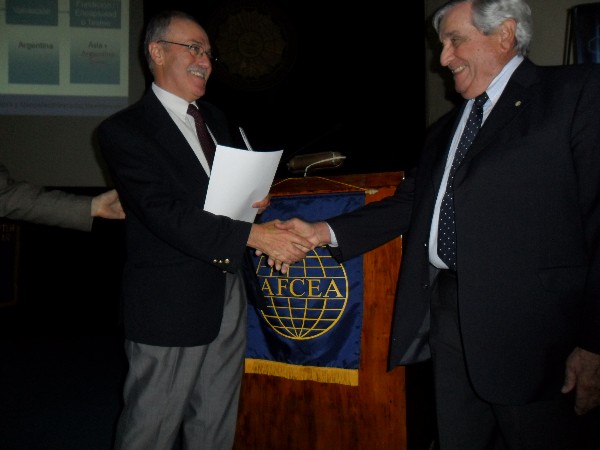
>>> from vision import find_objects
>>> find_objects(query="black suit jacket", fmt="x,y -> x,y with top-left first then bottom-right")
327,59 -> 600,404
97,89 -> 254,347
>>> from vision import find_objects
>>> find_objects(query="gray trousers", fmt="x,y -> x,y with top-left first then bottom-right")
114,272 -> 247,450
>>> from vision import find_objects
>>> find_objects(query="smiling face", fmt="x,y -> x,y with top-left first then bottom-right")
148,17 -> 213,103
438,2 -> 517,99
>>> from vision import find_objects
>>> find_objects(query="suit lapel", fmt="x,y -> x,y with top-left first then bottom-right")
142,92 -> 209,187
453,59 -> 539,184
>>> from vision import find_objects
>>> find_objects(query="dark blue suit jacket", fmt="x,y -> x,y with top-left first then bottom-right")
327,59 -> 600,404
97,89 -> 253,347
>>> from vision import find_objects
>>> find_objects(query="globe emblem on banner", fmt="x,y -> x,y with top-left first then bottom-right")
255,248 -> 349,340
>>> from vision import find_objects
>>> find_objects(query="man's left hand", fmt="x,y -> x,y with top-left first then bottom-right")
562,347 -> 600,415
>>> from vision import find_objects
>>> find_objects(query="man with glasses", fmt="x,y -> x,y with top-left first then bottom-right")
97,9 -> 313,450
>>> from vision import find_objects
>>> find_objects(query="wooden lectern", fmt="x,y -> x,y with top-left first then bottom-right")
234,171 -> 406,450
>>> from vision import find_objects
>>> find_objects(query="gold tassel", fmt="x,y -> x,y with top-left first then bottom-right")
245,358 -> 359,386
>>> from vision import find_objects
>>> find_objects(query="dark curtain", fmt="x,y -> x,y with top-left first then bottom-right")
141,1 -> 426,175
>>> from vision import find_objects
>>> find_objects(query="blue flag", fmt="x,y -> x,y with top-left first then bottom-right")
246,191 -> 365,385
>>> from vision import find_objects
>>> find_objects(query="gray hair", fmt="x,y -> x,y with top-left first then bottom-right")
432,0 -> 532,56
143,10 -> 201,73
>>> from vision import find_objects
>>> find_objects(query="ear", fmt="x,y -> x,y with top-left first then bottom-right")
148,42 -> 164,66
498,18 -> 517,51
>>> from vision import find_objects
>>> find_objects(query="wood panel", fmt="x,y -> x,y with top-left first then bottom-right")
234,172 -> 406,450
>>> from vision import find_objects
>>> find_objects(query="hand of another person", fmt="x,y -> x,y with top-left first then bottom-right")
257,218 -> 332,272
252,194 -> 270,215
276,218 -> 331,247
248,219 -> 314,273
91,189 -> 126,220
561,347 -> 600,415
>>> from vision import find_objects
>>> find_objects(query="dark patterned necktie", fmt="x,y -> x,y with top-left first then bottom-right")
437,92 -> 488,270
187,104 -> 216,168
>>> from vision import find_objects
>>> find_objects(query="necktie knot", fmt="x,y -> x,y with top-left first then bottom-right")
474,92 -> 488,110
187,103 -> 199,117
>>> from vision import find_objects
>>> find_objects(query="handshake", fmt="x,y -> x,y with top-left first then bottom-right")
247,218 -> 333,274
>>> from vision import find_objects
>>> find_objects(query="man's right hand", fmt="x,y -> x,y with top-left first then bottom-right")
248,219 -> 315,273
254,218 -> 332,273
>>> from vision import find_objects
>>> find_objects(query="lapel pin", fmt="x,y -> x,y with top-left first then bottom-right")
515,100 -> 522,107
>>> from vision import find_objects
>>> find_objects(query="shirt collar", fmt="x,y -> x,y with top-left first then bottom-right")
485,54 -> 524,106
151,83 -> 194,121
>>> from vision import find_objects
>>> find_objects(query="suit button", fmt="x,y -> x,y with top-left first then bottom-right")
224,259 -> 230,264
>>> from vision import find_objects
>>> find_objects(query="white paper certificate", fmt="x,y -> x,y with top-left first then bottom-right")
203,145 -> 283,223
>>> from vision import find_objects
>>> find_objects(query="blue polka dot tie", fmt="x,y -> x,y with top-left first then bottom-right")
438,92 -> 488,270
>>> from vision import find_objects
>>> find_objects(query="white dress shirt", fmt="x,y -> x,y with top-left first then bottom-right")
152,83 -> 213,175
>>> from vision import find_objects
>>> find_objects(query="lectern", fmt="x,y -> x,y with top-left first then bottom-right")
233,171 -> 406,450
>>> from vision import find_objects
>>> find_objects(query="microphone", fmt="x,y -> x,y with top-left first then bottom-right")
286,151 -> 346,177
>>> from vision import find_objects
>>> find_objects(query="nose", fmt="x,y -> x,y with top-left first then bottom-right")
196,55 -> 212,70
439,43 -> 452,68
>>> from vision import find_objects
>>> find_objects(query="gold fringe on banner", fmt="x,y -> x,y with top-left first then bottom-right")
245,358 -> 359,386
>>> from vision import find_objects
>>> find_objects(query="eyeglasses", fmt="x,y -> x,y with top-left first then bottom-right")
156,40 -> 216,61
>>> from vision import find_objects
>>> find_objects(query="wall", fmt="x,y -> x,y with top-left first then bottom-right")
424,0 -> 591,126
